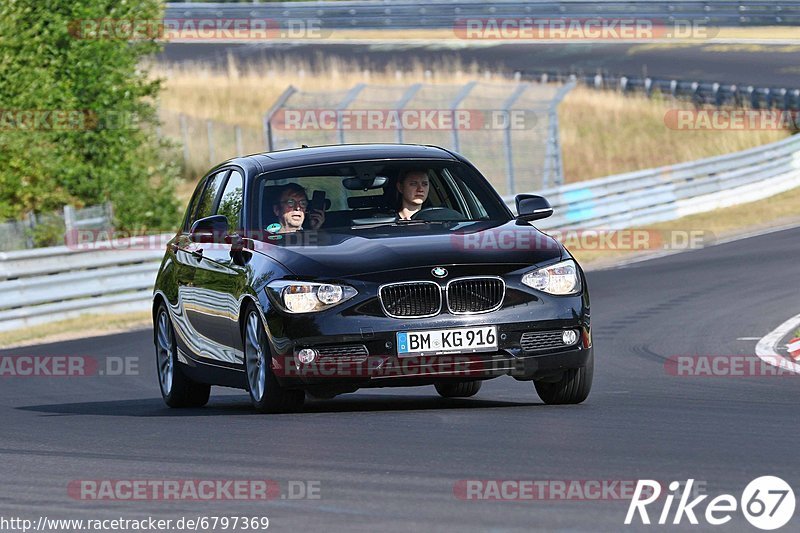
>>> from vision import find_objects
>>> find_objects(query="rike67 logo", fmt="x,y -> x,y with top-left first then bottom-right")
625,477 -> 795,530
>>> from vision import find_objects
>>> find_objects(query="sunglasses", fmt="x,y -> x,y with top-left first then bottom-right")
280,199 -> 309,211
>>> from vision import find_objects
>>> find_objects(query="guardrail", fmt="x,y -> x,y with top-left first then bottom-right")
165,1 -> 800,27
0,237 -> 170,332
505,133 -> 800,229
528,71 -> 800,111
1,134 -> 798,332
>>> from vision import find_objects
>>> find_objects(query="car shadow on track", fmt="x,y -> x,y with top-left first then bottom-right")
18,394 -> 544,417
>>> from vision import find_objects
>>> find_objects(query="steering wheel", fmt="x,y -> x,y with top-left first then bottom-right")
410,207 -> 468,222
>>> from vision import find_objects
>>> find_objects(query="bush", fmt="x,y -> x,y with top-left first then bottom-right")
0,0 -> 179,230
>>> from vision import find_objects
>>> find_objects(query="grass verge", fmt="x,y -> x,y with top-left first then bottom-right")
153,57 -> 512,128
0,311 -> 151,349
558,87 -> 789,182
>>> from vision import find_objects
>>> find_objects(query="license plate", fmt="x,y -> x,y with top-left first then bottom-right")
397,326 -> 498,356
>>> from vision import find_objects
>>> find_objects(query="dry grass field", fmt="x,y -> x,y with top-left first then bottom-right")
153,57 -> 789,192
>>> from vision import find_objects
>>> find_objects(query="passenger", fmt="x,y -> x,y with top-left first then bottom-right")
396,170 -> 430,220
271,183 -> 325,233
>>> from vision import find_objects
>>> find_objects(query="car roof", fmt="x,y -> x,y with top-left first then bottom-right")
222,144 -> 460,174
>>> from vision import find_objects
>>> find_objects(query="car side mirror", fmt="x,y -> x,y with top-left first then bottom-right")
515,194 -> 553,222
190,215 -> 229,243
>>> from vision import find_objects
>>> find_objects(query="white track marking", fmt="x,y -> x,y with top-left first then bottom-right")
755,312 -> 800,375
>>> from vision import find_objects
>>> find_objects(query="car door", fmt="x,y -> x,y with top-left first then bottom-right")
189,168 -> 248,366
174,169 -> 235,363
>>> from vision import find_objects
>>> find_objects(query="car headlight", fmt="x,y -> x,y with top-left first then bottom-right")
267,281 -> 357,314
521,259 -> 581,295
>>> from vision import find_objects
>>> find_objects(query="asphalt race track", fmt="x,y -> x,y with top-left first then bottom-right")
1,226 -> 799,531
160,42 -> 800,87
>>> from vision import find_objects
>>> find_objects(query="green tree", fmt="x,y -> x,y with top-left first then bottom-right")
0,0 -> 179,229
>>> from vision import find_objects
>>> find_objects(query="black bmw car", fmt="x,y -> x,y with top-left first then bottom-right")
152,144 -> 592,413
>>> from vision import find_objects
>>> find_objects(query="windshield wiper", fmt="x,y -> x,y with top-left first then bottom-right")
351,218 -> 430,229
396,219 -> 431,225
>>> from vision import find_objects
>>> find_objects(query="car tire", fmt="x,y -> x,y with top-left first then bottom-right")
533,352 -> 593,405
154,304 -> 211,408
434,381 -> 482,398
243,305 -> 305,414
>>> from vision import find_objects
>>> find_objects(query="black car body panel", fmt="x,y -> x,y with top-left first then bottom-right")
250,220 -> 564,277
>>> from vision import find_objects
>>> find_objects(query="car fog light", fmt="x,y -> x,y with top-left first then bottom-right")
562,330 -> 579,345
297,349 -> 318,364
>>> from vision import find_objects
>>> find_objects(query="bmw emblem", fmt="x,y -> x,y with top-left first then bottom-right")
432,267 -> 448,278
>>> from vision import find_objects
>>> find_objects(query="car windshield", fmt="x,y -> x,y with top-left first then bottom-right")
247,159 -> 510,239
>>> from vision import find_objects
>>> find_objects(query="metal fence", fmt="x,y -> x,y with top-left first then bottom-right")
262,81 -> 575,194
158,80 -> 574,193
165,1 -> 800,27
0,203 -> 114,252
158,108 -> 266,178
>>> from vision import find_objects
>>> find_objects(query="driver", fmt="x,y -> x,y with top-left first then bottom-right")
271,183 -> 325,233
396,170 -> 430,220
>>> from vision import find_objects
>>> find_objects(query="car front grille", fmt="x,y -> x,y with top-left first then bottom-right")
520,330 -> 579,352
446,277 -> 505,314
379,281 -> 441,318
379,277 -> 506,318
315,344 -> 369,364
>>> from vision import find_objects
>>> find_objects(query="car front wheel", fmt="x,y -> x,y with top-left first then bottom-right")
154,304 -> 210,408
434,381 -> 482,398
243,306 -> 304,414
533,352 -> 593,405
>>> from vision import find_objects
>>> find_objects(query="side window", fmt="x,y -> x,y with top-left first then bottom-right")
182,179 -> 206,232
194,170 -> 228,222
216,170 -> 244,230
459,183 -> 488,219
426,172 -> 445,208
439,168 -> 473,216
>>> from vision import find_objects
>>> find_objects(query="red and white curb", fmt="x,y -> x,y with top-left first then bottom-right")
755,312 -> 800,375
788,338 -> 800,361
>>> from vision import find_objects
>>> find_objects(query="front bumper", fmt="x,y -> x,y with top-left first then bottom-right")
261,271 -> 591,389
269,322 -> 592,388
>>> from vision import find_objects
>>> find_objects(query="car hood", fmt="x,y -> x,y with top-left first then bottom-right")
251,220 -> 564,278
